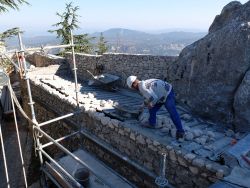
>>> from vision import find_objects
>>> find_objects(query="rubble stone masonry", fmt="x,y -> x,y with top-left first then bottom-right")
22,76 -> 230,188
65,53 -> 177,85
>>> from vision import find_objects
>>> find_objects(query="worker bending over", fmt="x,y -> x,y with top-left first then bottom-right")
127,76 -> 185,140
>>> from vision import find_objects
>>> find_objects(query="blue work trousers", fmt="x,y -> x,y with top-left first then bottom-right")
148,89 -> 184,133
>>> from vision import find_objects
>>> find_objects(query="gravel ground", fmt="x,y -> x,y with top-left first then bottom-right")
0,113 -> 30,188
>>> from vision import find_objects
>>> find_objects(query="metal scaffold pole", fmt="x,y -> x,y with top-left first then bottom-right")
70,29 -> 80,108
17,32 -> 44,165
0,121 -> 10,188
155,153 -> 168,188
8,78 -> 28,188
9,29 -> 112,187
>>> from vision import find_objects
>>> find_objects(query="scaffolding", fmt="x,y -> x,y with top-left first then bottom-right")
0,30 -> 114,188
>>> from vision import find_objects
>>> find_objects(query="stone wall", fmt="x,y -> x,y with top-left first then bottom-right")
22,78 -> 230,188
65,53 -> 177,86
26,52 -> 66,67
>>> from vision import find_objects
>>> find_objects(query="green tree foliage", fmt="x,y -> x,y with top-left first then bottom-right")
74,34 -> 95,54
96,32 -> 108,55
0,27 -> 22,70
0,0 -> 28,12
49,2 -> 95,55
48,2 -> 80,45
0,27 -> 23,42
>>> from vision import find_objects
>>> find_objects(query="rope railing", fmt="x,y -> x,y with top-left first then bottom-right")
8,79 -> 28,188
8,81 -> 34,124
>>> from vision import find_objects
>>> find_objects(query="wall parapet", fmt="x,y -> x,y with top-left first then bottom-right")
65,53 -> 177,85
26,52 -> 66,67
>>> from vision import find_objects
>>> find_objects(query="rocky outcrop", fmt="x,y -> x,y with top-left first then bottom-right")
209,1 -> 242,33
234,70 -> 250,131
167,1 -> 250,130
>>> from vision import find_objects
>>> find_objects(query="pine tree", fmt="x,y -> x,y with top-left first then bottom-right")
96,33 -> 108,55
0,27 -> 22,70
0,0 -> 28,12
0,27 -> 22,42
74,34 -> 95,54
48,2 -> 80,45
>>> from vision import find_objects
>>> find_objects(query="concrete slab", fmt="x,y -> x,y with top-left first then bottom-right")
57,149 -> 134,188
208,137 -> 232,153
224,166 -> 250,188
227,134 -> 250,169
208,137 -> 232,161
209,181 -> 239,188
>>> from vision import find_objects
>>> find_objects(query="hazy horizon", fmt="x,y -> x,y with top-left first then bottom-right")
1,0 -> 249,36
11,27 -> 207,38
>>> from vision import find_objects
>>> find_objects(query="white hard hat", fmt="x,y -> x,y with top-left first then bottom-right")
126,76 -> 137,88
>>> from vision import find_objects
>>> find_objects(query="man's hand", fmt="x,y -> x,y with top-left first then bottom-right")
147,103 -> 154,109
143,101 -> 154,109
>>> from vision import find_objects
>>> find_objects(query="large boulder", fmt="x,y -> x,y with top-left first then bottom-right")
234,70 -> 250,132
167,1 -> 250,130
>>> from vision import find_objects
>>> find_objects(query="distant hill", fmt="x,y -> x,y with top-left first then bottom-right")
5,28 -> 206,56
5,35 -> 60,49
92,28 -> 206,56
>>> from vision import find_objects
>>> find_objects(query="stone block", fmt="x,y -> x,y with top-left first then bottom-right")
111,119 -> 120,127
185,132 -> 194,141
169,150 -> 177,161
129,133 -> 136,141
165,146 -> 173,155
216,169 -> 224,178
146,138 -> 152,145
118,129 -> 125,136
192,158 -> 205,168
192,129 -> 203,138
148,144 -> 157,152
136,135 -> 146,145
189,166 -> 199,175
153,140 -> 160,146
178,156 -> 188,167
184,153 -> 196,163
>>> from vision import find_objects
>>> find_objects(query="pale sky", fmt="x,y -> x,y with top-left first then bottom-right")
0,0 -> 249,35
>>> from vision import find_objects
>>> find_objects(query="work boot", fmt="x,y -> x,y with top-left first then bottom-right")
140,122 -> 161,129
176,131 -> 185,142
